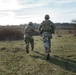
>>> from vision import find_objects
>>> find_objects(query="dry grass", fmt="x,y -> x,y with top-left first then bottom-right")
0,34 -> 76,75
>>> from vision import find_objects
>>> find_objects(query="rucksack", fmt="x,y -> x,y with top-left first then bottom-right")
40,20 -> 55,34
25,25 -> 34,33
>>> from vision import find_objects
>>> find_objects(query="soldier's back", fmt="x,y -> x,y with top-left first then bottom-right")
41,20 -> 52,31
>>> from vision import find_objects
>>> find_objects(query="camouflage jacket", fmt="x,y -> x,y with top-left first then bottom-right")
24,25 -> 35,38
39,20 -> 55,34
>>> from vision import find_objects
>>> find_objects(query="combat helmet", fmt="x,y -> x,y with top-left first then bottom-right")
29,22 -> 33,26
44,14 -> 50,19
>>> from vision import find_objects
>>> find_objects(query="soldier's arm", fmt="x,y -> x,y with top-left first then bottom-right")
50,20 -> 54,25
50,20 -> 55,33
32,25 -> 35,32
39,25 -> 42,31
24,26 -> 28,33
24,27 -> 26,34
39,21 -> 44,31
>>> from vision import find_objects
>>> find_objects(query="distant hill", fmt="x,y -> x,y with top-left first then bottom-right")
33,23 -> 74,29
0,22 -> 75,30
54,23 -> 74,29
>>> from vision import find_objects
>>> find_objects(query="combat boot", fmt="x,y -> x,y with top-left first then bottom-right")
31,48 -> 34,51
26,47 -> 29,53
46,54 -> 50,60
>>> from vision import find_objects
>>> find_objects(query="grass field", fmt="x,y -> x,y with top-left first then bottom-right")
0,34 -> 76,75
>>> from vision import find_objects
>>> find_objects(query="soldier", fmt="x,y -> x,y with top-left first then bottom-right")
24,22 -> 35,53
39,14 -> 55,60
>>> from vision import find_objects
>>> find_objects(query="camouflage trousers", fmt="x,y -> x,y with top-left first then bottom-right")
24,37 -> 34,50
42,32 -> 52,53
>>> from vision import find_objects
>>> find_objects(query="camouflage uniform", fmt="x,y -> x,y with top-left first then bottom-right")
24,22 -> 35,53
39,16 -> 55,53
42,32 -> 52,53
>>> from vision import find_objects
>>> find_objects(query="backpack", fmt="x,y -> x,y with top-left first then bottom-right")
40,20 -> 55,34
25,25 -> 34,33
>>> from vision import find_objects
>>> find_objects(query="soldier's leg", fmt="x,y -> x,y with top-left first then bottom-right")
30,38 -> 34,51
25,37 -> 29,53
48,37 -> 51,52
43,36 -> 51,60
46,37 -> 51,60
42,32 -> 52,60
43,36 -> 51,53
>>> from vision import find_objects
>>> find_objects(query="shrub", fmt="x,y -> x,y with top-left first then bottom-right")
0,27 -> 23,41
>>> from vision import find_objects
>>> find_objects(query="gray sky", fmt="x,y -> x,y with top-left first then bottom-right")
0,0 -> 76,25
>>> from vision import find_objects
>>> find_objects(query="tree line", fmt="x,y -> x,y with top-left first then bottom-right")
0,19 -> 76,41
0,27 -> 23,41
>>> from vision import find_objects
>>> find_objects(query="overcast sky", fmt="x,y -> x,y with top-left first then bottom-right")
0,0 -> 76,25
